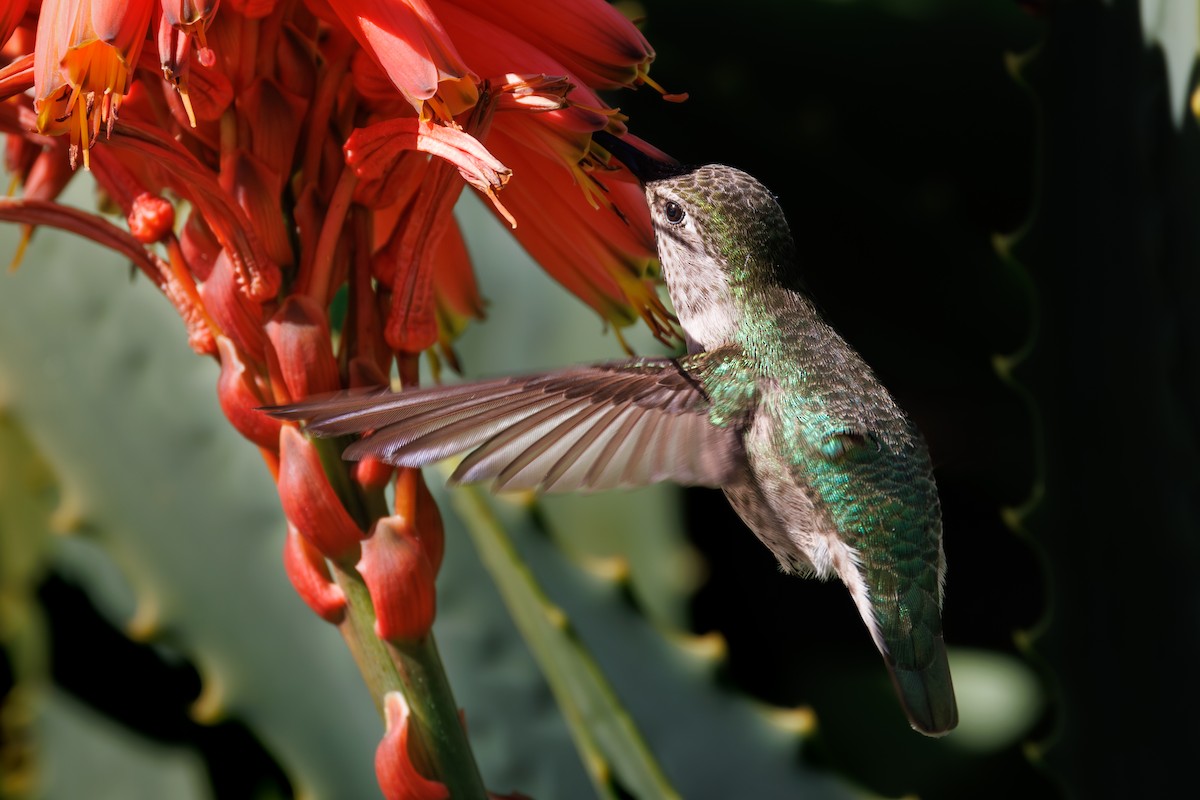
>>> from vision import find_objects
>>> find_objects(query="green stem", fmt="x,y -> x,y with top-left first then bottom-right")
309,436 -> 487,798
331,560 -> 488,799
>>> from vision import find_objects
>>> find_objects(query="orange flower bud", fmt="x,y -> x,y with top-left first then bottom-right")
282,523 -> 346,624
265,295 -> 341,401
215,336 -> 282,450
358,515 -> 436,643
376,691 -> 449,800
127,192 -> 175,243
277,426 -> 366,561
355,457 -> 395,492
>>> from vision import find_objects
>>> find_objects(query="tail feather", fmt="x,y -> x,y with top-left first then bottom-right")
887,635 -> 957,736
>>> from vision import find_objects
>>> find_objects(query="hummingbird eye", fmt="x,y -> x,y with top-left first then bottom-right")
664,201 -> 685,224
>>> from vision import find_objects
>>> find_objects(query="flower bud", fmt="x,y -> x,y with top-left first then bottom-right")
376,691 -> 449,800
215,337 -> 282,450
354,457 -> 395,492
394,469 -> 444,575
277,426 -> 366,561
200,250 -> 267,361
265,295 -> 341,401
282,523 -> 346,624
128,192 -> 175,243
358,515 -> 436,643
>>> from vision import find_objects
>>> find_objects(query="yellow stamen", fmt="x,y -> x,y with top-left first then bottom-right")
178,85 -> 198,128
637,69 -> 688,103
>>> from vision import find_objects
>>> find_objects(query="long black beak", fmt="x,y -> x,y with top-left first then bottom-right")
592,130 -> 680,186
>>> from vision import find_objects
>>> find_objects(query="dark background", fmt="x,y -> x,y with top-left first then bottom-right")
620,0 -> 1199,797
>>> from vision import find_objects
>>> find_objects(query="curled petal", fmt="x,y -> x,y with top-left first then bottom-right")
376,692 -> 449,800
358,515 -> 436,643
282,522 -> 347,624
265,295 -> 341,401
344,119 -> 511,220
278,426 -> 366,561
215,336 -> 282,450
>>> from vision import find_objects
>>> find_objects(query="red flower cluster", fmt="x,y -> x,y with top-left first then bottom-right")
1,2 -> 678,795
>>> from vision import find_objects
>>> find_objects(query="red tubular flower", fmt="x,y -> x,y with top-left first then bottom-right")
215,336 -> 282,451
282,523 -> 347,624
481,139 -> 674,341
344,117 -> 512,218
277,426 -> 367,562
157,0 -> 220,126
376,692 -> 449,800
265,295 -> 341,402
311,0 -> 477,123
358,515 -> 437,643
435,2 -> 626,190
438,0 -> 655,91
33,0 -> 156,167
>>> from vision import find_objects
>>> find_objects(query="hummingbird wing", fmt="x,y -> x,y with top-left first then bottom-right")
270,358 -> 745,493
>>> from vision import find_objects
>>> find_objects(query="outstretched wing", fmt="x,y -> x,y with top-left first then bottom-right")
270,358 -> 745,493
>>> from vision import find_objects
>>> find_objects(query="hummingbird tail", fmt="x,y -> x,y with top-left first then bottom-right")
886,636 -> 958,737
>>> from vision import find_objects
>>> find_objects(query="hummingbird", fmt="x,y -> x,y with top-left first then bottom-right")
273,161 -> 957,736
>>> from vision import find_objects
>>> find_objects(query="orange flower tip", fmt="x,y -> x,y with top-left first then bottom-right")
662,92 -> 689,103
394,469 -> 445,575
128,193 -> 175,243
283,524 -> 347,624
278,426 -> 366,561
358,515 -> 437,643
355,456 -> 395,491
377,692 -> 450,800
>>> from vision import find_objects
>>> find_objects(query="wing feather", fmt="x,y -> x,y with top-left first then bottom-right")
270,357 -> 748,491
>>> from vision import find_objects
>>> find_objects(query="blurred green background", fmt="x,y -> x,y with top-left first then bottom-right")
3,0 -> 1198,798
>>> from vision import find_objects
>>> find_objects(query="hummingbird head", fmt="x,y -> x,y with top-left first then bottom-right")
645,165 -> 801,350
